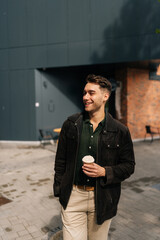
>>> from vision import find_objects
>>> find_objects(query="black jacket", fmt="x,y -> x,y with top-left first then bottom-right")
54,112 -> 135,224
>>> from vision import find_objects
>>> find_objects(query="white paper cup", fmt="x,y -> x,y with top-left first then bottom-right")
82,155 -> 95,164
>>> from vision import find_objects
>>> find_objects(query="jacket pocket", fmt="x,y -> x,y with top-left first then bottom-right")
104,143 -> 120,165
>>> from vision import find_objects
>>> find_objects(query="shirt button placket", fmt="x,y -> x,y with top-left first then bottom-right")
89,124 -> 93,152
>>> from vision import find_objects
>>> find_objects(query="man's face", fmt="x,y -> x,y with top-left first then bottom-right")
83,83 -> 109,114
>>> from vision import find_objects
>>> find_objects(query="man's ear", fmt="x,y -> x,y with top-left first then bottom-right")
104,91 -> 110,102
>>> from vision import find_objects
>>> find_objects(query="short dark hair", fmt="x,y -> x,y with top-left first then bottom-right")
85,74 -> 112,95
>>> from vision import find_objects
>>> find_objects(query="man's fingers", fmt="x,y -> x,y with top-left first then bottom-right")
83,169 -> 97,177
82,163 -> 96,170
82,163 -> 105,177
82,164 -> 99,177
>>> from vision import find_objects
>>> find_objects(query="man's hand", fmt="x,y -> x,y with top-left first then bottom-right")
82,163 -> 105,178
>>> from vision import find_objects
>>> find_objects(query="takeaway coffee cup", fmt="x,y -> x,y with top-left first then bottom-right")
82,155 -> 95,164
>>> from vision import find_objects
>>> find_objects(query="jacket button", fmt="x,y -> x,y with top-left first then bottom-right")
117,144 -> 119,147
75,123 -> 77,126
108,144 -> 110,147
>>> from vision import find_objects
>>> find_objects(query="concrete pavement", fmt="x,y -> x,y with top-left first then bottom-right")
0,140 -> 160,240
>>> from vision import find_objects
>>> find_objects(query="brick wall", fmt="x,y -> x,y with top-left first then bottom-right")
116,67 -> 160,140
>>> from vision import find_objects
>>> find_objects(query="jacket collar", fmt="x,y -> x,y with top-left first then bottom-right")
68,112 -> 83,124
104,112 -> 118,133
68,111 -> 118,133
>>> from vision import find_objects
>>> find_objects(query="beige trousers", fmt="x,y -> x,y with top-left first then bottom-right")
61,185 -> 112,240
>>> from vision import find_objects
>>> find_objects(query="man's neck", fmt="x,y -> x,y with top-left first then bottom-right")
89,110 -> 105,125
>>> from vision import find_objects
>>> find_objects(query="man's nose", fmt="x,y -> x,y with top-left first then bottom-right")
83,93 -> 89,100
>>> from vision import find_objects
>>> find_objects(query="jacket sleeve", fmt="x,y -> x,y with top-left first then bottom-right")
101,128 -> 135,186
53,121 -> 67,197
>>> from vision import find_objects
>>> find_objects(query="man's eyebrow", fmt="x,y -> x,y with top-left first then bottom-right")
83,89 -> 96,94
88,90 -> 96,93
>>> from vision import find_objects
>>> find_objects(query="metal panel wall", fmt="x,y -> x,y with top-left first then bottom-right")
9,48 -> 27,70
47,0 -> 67,44
1,0 -> 159,70
0,71 -> 10,140
0,49 -> 8,70
7,0 -> 27,47
28,45 -> 47,68
68,0 -> 90,42
27,0 -> 47,45
0,69 -> 36,141
0,0 -> 8,48
9,70 -> 36,140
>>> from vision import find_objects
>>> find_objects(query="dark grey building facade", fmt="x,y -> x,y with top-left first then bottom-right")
0,0 -> 160,141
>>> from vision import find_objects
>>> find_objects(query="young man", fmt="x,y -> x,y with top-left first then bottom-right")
54,74 -> 135,240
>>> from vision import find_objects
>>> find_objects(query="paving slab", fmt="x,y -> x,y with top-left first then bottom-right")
0,140 -> 160,240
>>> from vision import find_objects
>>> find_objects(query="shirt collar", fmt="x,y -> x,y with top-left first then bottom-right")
84,112 -> 106,127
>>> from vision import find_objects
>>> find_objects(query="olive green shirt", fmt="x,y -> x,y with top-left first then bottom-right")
74,114 -> 105,186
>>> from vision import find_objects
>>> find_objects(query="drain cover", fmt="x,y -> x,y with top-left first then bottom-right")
0,194 -> 12,206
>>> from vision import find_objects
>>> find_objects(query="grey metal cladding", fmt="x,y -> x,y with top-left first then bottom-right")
0,71 -> 10,140
8,0 -> 27,47
47,0 -> 67,44
0,0 -> 8,48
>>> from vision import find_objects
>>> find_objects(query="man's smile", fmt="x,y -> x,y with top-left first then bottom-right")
84,102 -> 93,106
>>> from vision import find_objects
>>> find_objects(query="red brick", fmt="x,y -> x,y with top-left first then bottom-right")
116,68 -> 160,140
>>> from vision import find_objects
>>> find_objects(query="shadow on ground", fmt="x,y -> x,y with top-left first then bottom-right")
41,215 -> 62,240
